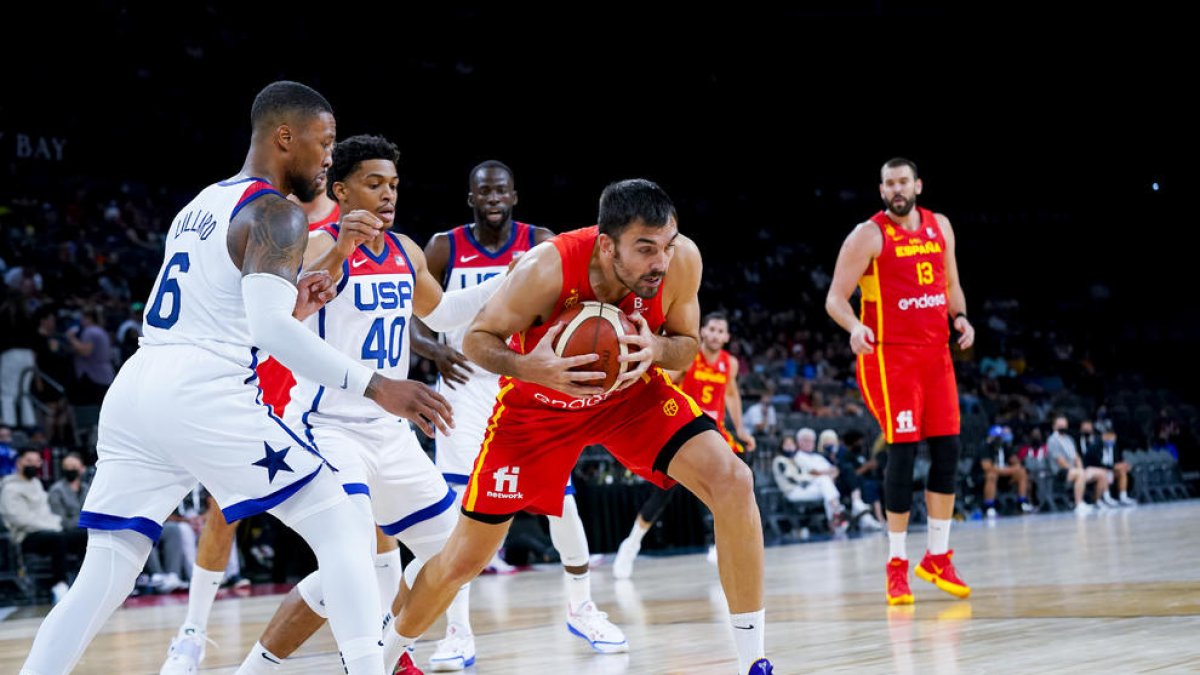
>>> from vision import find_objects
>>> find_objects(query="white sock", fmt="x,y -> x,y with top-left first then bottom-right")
626,519 -> 649,546
446,583 -> 472,633
340,637 -> 384,675
566,570 -> 592,612
235,641 -> 284,674
730,609 -> 765,674
375,549 -> 402,615
888,531 -> 907,560
381,627 -> 418,673
927,518 -> 951,555
1120,491 -> 1129,500
185,565 -> 225,630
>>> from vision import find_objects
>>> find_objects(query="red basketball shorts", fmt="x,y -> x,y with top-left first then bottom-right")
857,343 -> 960,444
462,369 -> 714,520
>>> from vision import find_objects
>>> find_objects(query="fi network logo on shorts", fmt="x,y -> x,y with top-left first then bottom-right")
489,466 -> 523,499
896,410 -> 917,434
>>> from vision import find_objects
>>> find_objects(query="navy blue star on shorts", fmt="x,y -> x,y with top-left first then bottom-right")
253,442 -> 294,483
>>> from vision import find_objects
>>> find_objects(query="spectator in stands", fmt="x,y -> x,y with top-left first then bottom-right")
772,429 -> 850,533
1,289 -> 39,428
47,452 -> 89,529
1084,425 -> 1135,506
1078,420 -> 1102,465
1047,415 -> 1110,515
0,448 -> 87,603
65,305 -> 115,405
116,301 -> 145,363
819,429 -> 882,530
744,391 -> 778,435
978,425 -> 1033,518
31,308 -> 73,443
792,381 -> 815,414
1018,428 -> 1047,465
0,425 -> 16,476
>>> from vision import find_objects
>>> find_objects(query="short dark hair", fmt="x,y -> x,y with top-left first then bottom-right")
250,81 -> 332,132
881,157 -> 919,181
18,447 -> 40,460
327,135 -> 400,198
63,452 -> 83,465
703,311 -> 728,327
470,160 -> 514,187
597,179 -> 676,240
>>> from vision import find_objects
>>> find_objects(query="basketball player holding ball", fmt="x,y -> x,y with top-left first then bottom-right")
383,179 -> 773,675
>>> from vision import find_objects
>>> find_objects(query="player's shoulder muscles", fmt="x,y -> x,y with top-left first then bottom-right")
933,212 -> 955,246
424,231 -> 452,280
231,194 -> 307,279
847,220 -> 884,256
394,232 -> 428,274
496,240 -> 563,324
532,225 -> 556,245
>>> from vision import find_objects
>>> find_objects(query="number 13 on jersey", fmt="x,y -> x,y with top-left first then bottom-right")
916,261 -> 934,285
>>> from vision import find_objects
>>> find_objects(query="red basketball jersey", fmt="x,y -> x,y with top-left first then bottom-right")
857,207 -> 950,346
681,349 -> 733,428
508,226 -> 666,410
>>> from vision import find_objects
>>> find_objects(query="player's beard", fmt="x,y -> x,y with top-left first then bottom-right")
886,193 -> 916,217
612,249 -> 664,300
475,206 -> 511,230
289,169 -> 323,203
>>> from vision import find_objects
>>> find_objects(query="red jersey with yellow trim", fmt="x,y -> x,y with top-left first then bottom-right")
681,349 -> 732,428
506,226 -> 666,411
857,207 -> 950,346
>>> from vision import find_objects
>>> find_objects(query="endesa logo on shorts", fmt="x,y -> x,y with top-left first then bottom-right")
533,391 -> 613,409
487,466 -> 523,499
897,293 -> 947,311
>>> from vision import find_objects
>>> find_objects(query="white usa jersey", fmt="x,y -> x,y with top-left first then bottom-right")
440,222 -> 537,353
288,227 -> 416,423
141,176 -> 284,367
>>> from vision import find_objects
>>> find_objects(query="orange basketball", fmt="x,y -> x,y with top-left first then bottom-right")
553,301 -> 638,394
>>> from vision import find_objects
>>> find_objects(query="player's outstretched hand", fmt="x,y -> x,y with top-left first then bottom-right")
850,323 -> 876,355
523,323 -> 606,398
367,376 -> 454,437
615,312 -> 656,390
293,270 -> 335,321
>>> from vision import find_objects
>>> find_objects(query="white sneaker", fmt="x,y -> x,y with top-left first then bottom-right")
1101,493 -> 1120,508
484,550 -> 516,574
50,581 -> 69,605
1074,502 -> 1092,517
858,513 -> 884,532
985,507 -> 998,519
612,537 -> 640,580
159,624 -> 208,675
1020,501 -> 1035,514
429,622 -> 476,671
566,601 -> 628,653
1119,494 -> 1138,506
155,572 -> 187,593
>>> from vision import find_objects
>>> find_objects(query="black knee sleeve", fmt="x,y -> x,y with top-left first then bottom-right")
638,484 -> 680,524
884,442 -> 918,513
926,435 -> 961,495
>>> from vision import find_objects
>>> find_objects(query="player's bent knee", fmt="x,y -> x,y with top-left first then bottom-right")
296,572 -> 328,618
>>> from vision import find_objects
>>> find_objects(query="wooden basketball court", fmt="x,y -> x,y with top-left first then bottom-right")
3,502 -> 1198,673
